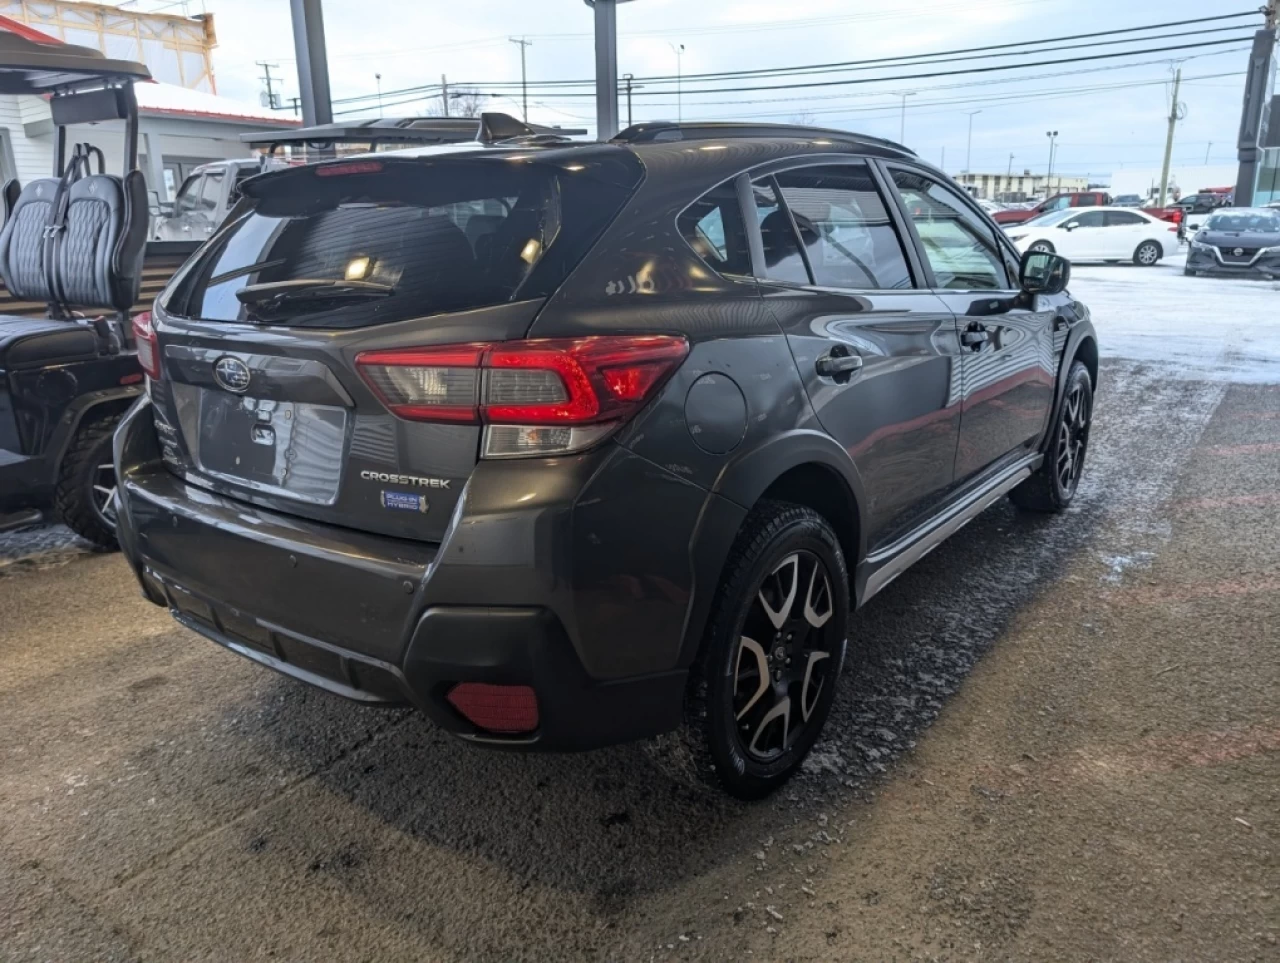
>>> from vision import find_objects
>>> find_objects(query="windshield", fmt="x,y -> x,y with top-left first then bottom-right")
1203,210 -> 1280,234
161,155 -> 641,328
1020,209 -> 1077,228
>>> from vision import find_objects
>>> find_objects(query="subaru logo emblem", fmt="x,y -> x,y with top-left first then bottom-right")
1234,247 -> 1245,257
213,356 -> 252,394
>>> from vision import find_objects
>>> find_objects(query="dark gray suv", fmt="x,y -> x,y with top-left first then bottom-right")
114,120 -> 1097,798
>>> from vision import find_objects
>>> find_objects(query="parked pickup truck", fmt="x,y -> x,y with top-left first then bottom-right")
151,158 -> 285,242
993,190 -> 1112,225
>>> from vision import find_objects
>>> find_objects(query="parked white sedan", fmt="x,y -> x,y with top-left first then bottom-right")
1005,206 -> 1180,266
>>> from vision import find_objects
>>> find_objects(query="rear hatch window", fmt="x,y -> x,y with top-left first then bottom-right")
161,152 -> 642,329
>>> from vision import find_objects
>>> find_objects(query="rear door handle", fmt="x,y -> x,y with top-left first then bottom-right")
815,352 -> 863,378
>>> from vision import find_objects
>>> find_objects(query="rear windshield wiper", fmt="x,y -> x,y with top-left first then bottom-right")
236,278 -> 394,312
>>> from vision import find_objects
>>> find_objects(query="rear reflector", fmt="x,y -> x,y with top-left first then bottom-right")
355,335 -> 688,458
132,311 -> 160,379
446,683 -> 539,734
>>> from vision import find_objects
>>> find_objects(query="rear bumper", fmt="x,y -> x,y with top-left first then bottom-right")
114,398 -> 735,751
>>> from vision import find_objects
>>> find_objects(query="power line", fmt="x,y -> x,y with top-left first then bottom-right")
332,16 -> 1256,110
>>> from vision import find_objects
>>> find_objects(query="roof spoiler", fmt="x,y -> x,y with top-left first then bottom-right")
243,111 -> 588,155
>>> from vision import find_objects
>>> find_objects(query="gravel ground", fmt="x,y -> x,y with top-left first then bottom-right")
1,262 -> 1276,961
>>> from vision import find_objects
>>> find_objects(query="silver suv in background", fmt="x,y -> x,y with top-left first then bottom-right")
151,158 -> 284,242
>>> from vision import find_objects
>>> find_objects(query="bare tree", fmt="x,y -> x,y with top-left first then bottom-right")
790,111 -> 818,127
425,88 -> 488,118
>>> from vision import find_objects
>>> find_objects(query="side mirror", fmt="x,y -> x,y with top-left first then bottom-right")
1020,250 -> 1070,296
1061,221 -> 1079,231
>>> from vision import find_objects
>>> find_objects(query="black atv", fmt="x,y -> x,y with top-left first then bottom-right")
0,33 -> 152,548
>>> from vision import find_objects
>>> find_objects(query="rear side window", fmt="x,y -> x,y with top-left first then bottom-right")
162,156 -> 640,328
750,178 -> 810,285
1104,211 -> 1145,227
773,165 -> 912,290
678,181 -> 752,276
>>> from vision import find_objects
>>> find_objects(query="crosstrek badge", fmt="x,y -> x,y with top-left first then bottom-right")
380,491 -> 429,513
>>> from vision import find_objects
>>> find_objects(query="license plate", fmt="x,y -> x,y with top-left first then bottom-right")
188,389 -> 347,504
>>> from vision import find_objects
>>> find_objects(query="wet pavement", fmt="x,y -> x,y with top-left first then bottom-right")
1,263 -> 1276,961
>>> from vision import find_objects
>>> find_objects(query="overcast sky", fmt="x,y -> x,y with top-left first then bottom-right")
192,0 -> 1265,184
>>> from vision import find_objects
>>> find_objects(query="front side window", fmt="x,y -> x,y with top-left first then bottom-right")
1043,195 -> 1072,212
677,180 -> 752,276
772,165 -> 912,290
1063,211 -> 1105,229
890,168 -> 1009,290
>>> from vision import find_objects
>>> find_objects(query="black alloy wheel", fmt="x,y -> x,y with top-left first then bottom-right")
731,550 -> 838,762
1010,360 -> 1093,513
1054,376 -> 1091,499
650,501 -> 849,800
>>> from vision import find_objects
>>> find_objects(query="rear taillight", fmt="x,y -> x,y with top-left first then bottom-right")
132,311 -> 160,379
356,335 -> 688,458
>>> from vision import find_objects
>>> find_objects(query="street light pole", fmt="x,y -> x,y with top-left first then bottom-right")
964,109 -> 981,173
898,91 -> 916,143
375,72 -> 382,116
669,42 -> 685,122
1045,130 -> 1058,197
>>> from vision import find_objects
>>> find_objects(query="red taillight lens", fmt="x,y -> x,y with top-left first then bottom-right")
446,683 -> 539,734
355,335 -> 689,457
132,310 -> 160,379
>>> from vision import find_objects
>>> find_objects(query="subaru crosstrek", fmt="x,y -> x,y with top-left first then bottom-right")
114,119 -> 1097,798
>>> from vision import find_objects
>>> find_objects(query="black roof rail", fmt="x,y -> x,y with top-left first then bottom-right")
243,111 -> 587,154
611,121 -> 915,156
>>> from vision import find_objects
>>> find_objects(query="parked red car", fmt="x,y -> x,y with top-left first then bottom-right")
992,190 -> 1113,225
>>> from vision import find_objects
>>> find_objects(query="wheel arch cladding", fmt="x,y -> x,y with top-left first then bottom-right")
1074,335 -> 1099,391
757,463 -> 860,579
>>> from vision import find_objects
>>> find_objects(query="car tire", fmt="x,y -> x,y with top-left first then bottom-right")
1029,241 -> 1054,254
1010,361 -> 1093,514
647,500 -> 850,800
1134,240 -> 1161,266
54,412 -> 122,550
1183,268 -> 1197,277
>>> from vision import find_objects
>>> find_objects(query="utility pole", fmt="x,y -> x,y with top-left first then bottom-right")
256,61 -> 280,109
1045,130 -> 1058,197
509,37 -> 533,122
964,109 -> 981,173
375,73 -> 382,117
1267,1 -> 1277,29
1205,141 -> 1212,164
898,91 -> 916,143
1158,68 -> 1183,208
441,74 -> 450,117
